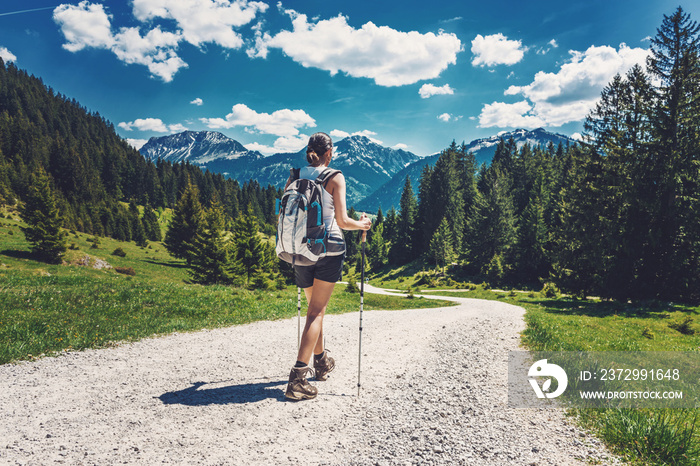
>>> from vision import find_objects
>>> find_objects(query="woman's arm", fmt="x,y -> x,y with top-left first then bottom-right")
326,173 -> 371,231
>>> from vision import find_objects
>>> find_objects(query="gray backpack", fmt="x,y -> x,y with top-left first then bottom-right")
276,168 -> 345,266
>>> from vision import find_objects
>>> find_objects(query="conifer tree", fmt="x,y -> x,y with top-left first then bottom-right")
19,168 -> 67,263
389,176 -> 418,264
429,217 -> 454,273
232,203 -> 270,286
142,204 -> 162,242
188,200 -> 233,285
129,200 -> 148,247
367,221 -> 389,269
164,182 -> 203,264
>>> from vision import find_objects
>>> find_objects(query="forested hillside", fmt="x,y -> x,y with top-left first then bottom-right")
382,8 -> 700,302
0,59 -> 279,240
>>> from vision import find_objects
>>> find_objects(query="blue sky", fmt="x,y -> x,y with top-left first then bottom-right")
1,1 -> 698,156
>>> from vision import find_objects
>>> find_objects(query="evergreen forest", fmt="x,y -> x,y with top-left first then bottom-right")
377,7 -> 700,303
1,7 -> 699,301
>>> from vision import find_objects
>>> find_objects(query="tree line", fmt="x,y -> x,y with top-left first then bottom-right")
0,58 -> 280,243
376,7 -> 700,303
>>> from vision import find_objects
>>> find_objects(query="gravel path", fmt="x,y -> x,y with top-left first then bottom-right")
1,286 -> 619,465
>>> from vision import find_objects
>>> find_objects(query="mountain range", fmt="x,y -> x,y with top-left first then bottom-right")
138,128 -> 575,210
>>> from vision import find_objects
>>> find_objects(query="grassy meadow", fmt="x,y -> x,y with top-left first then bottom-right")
0,210 -> 452,365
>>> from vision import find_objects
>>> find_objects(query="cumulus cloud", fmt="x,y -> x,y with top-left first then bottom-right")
190,97 -> 203,106
419,83 -> 454,99
478,43 -> 650,128
471,33 -> 527,67
125,138 -> 148,150
392,143 -> 409,150
248,9 -> 462,86
200,103 -> 315,137
53,0 -> 266,82
131,0 -> 267,49
437,113 -> 452,122
478,101 -> 545,128
118,118 -> 187,133
0,46 -> 17,62
330,129 -> 350,139
245,134 -> 309,155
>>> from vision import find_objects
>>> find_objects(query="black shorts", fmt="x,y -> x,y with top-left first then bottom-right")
294,253 -> 345,288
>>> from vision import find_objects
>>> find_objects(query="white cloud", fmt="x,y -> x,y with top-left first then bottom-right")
119,118 -> 186,133
125,138 -> 148,150
200,103 -> 315,137
419,83 -> 454,99
330,129 -> 350,139
437,113 -> 452,122
131,0 -> 267,49
53,1 -> 114,52
480,43 -> 650,128
119,118 -> 169,132
249,9 -> 462,86
641,36 -> 652,42
0,46 -> 16,62
53,2 -> 188,82
478,101 -> 545,128
53,0 -> 267,82
571,132 -> 583,141
168,123 -> 188,132
245,134 -> 309,155
190,97 -> 203,106
471,33 -> 527,67
392,143 -> 409,150
549,39 -> 558,48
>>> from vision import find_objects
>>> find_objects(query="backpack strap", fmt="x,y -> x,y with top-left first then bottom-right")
290,168 -> 300,181
315,168 -> 342,189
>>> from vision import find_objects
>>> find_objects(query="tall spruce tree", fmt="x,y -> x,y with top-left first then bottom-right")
428,217 -> 454,273
19,168 -> 67,263
389,176 -> 418,265
164,182 -> 203,264
646,6 -> 700,299
188,200 -> 233,285
231,203 -> 271,286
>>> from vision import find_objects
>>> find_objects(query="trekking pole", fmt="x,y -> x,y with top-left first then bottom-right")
297,286 -> 301,351
357,224 -> 367,397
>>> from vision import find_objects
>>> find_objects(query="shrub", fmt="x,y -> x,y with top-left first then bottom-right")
112,247 -> 127,257
541,282 -> 560,299
115,266 -> 136,276
641,327 -> 655,339
346,276 -> 359,293
275,276 -> 287,290
668,315 -> 695,335
69,243 -> 79,250
90,243 -> 99,249
406,286 -> 415,299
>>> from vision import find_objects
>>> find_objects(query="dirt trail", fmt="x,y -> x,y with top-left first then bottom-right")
0,286 -> 617,465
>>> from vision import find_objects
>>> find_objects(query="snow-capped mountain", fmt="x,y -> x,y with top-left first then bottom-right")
138,131 -> 420,206
355,128 -> 575,213
139,130 -> 263,167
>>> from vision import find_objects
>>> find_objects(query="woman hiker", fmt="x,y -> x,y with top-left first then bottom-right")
285,132 -> 372,401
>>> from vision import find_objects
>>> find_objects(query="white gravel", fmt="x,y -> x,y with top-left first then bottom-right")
0,286 -> 620,465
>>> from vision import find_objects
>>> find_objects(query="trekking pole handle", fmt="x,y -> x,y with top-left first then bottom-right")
360,212 -> 367,242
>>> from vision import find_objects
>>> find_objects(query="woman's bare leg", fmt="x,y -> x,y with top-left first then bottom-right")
296,279 -> 335,365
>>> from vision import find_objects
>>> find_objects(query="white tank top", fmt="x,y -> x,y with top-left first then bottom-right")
299,165 -> 344,239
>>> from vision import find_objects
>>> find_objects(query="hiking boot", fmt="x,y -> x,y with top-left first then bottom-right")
285,365 -> 318,401
313,350 -> 336,381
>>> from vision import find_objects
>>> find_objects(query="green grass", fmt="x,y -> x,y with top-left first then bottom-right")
367,265 -> 700,465
0,215 -> 453,365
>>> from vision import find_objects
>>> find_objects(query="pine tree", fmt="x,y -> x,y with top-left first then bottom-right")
188,200 -> 233,285
232,203 -> 271,286
19,168 -> 67,263
367,221 -> 389,270
389,176 -> 418,265
428,217 -> 454,273
142,204 -> 162,242
164,182 -> 204,264
646,6 -> 700,299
